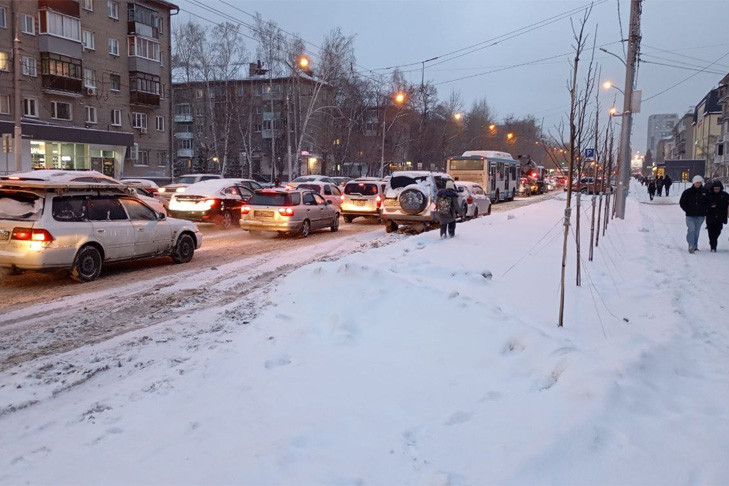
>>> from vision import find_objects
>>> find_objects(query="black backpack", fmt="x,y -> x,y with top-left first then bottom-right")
437,195 -> 452,216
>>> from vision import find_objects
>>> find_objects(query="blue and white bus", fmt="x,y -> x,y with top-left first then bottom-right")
446,150 -> 519,202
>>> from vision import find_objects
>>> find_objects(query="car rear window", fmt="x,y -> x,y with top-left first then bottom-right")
0,190 -> 44,221
389,175 -> 427,189
297,184 -> 321,192
176,176 -> 199,184
344,183 -> 379,196
249,192 -> 300,206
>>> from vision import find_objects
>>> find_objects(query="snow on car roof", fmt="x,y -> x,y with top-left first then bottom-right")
3,170 -> 117,182
176,179 -> 241,196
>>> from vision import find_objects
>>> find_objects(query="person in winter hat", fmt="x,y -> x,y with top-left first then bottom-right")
679,175 -> 709,253
663,174 -> 673,196
436,180 -> 461,238
647,179 -> 656,200
705,180 -> 729,252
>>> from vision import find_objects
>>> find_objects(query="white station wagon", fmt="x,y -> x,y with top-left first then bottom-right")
0,180 -> 202,282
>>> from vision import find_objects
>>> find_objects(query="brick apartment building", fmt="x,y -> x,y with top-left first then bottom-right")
0,0 -> 177,181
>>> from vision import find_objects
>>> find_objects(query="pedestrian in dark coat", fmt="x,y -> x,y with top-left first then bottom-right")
663,174 -> 673,196
647,179 -> 656,200
705,180 -> 729,252
679,175 -> 709,253
436,180 -> 461,238
656,176 -> 664,196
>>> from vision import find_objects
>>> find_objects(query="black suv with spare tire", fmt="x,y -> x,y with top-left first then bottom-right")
381,171 -> 455,233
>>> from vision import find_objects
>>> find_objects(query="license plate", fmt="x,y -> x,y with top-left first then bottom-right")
255,210 -> 274,218
0,229 -> 9,241
353,200 -> 366,206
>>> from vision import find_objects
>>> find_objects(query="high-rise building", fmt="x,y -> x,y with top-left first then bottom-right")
0,0 -> 178,181
646,113 -> 677,156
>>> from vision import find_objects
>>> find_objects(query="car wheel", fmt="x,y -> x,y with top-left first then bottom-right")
487,204 -> 492,215
331,214 -> 340,232
462,203 -> 469,221
343,215 -> 354,223
473,207 -> 479,219
219,210 -> 233,229
385,221 -> 398,233
172,233 -> 195,263
71,245 -> 102,282
580,188 -> 588,195
299,219 -> 311,238
398,187 -> 429,215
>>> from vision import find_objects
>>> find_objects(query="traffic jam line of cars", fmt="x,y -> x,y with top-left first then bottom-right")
0,171 -> 493,282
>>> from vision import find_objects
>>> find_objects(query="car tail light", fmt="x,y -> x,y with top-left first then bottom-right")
241,205 -> 251,215
278,207 -> 294,217
376,195 -> 382,208
12,227 -> 54,242
467,198 -> 473,204
8,176 -> 20,180
340,194 -> 345,202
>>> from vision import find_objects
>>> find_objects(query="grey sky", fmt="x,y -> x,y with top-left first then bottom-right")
175,0 -> 729,157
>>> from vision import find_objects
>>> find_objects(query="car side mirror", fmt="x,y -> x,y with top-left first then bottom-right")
156,211 -> 166,220
326,200 -> 332,205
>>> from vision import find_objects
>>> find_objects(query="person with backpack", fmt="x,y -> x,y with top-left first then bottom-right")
436,180 -> 461,238
663,174 -> 673,196
647,179 -> 656,200
656,176 -> 664,197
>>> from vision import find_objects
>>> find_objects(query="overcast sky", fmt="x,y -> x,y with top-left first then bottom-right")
174,0 -> 729,157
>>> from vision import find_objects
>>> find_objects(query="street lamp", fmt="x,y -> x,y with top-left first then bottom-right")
380,91 -> 406,177
602,80 -> 625,96
453,112 -> 463,121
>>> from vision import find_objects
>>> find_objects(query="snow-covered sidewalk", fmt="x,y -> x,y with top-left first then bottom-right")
2,181 -> 728,485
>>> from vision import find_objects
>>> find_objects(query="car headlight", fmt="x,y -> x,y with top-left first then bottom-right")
176,187 -> 186,193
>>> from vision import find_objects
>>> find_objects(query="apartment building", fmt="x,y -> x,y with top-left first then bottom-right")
715,73 -> 729,177
646,113 -> 677,156
172,75 -> 333,180
0,0 -> 177,180
693,88 -> 722,177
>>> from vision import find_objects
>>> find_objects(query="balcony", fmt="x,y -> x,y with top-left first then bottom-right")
130,91 -> 160,107
177,149 -> 194,158
41,75 -> 82,94
39,0 -> 79,17
174,114 -> 193,123
174,131 -> 194,140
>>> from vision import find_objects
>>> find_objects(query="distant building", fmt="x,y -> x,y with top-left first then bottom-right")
693,88 -> 722,177
646,113 -> 677,155
715,73 -> 729,177
671,109 -> 695,160
0,0 -> 178,180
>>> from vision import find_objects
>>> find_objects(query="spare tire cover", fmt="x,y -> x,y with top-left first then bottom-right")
398,187 -> 429,215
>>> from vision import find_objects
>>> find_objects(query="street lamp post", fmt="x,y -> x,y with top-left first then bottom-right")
380,91 -> 405,177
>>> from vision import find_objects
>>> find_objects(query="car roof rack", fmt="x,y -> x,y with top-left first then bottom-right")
0,180 -> 128,192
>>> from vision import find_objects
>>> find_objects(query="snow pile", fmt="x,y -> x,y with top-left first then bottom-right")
1,181 -> 728,485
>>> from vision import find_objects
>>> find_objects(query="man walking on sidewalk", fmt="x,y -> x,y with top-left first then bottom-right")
679,175 -> 709,253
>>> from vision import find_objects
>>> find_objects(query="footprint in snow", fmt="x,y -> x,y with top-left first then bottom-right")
264,356 -> 292,370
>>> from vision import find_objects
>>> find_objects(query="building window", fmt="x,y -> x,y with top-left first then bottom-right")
175,103 -> 191,115
195,89 -> 203,98
51,101 -> 72,120
0,94 -> 10,114
85,106 -> 97,124
179,139 -> 193,150
254,124 -> 262,133
39,11 -> 81,41
131,112 -> 147,129
83,68 -> 96,89
157,151 -> 167,167
0,7 -> 6,29
40,53 -> 82,79
136,150 -> 149,166
111,109 -> 122,126
130,72 -> 160,94
155,115 -> 164,131
82,30 -> 95,50
110,74 -> 120,91
127,36 -> 160,62
106,38 -> 119,57
21,14 -> 35,35
0,51 -> 9,71
23,98 -> 38,117
108,1 -> 119,20
21,56 -> 37,77
82,0 -> 94,11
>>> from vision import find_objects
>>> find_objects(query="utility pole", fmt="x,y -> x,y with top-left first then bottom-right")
12,0 -> 22,172
614,0 -> 642,219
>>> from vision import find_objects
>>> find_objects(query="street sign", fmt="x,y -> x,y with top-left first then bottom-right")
2,133 -> 12,154
584,148 -> 595,158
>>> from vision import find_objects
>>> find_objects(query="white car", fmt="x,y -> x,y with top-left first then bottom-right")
293,181 -> 343,207
4,170 -> 166,215
289,175 -> 337,186
0,180 -> 202,282
455,181 -> 491,218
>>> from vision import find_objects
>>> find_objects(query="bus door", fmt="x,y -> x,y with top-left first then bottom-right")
489,162 -> 497,194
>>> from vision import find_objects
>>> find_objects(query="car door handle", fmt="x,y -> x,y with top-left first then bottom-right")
138,228 -> 145,232
96,229 -> 105,233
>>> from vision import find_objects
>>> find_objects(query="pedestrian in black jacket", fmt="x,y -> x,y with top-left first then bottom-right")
647,179 -> 656,200
679,175 -> 709,253
436,180 -> 461,238
663,175 -> 673,196
656,176 -> 664,197
706,180 -> 729,252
